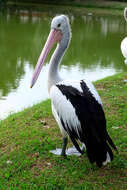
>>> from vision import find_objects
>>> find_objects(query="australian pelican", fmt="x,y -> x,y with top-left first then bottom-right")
30,15 -> 117,167
121,7 -> 127,65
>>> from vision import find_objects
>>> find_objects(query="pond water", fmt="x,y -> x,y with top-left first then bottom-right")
0,5 -> 127,119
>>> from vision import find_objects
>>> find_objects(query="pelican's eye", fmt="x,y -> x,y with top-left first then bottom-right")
57,23 -> 61,28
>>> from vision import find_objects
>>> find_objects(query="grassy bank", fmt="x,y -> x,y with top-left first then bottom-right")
0,72 -> 127,189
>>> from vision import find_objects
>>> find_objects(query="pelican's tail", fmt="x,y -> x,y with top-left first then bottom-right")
84,133 -> 117,168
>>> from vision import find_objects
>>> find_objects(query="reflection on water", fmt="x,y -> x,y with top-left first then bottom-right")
0,7 -> 127,119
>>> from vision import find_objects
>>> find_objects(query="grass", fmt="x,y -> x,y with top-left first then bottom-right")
0,72 -> 127,189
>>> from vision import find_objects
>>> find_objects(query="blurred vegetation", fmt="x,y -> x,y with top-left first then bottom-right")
0,0 -> 7,5
1,0 -> 127,5
5,0 -> 127,3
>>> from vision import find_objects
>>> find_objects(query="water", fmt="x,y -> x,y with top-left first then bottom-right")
0,6 -> 127,119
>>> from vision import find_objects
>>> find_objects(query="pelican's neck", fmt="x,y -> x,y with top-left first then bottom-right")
48,33 -> 70,92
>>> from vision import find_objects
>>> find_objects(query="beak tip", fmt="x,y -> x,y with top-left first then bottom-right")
30,84 -> 33,88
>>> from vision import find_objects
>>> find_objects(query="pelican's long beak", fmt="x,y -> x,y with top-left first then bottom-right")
30,29 -> 62,88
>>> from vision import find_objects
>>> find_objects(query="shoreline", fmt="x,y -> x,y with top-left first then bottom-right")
0,72 -> 126,121
0,72 -> 119,121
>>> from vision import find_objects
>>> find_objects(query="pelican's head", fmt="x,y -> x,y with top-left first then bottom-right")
51,15 -> 71,36
30,15 -> 71,88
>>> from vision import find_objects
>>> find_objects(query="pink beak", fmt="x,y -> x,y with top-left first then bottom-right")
30,29 -> 62,88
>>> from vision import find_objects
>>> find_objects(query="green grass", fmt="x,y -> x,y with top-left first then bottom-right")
0,72 -> 127,189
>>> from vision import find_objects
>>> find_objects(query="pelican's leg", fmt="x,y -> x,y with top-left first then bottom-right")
61,137 -> 68,156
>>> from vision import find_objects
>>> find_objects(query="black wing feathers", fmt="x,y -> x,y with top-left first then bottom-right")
56,81 -> 117,167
